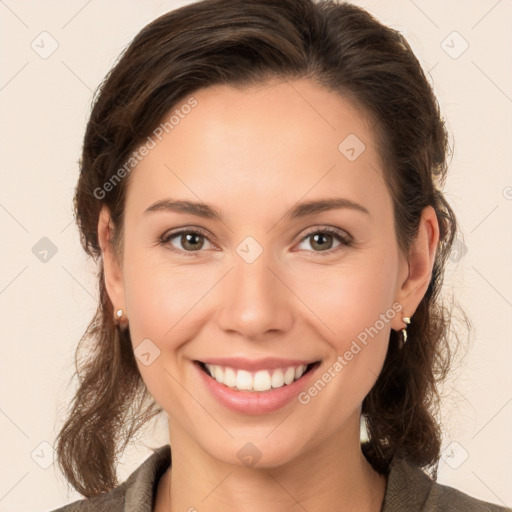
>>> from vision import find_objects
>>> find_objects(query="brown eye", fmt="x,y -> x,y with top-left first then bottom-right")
160,229 -> 214,254
297,227 -> 352,254
179,232 -> 205,251
309,232 -> 335,251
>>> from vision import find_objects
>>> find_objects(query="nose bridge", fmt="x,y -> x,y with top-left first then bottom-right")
216,246 -> 293,338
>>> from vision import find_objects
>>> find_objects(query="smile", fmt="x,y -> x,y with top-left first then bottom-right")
196,361 -> 319,392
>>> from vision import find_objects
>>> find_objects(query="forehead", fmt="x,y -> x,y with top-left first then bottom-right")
125,79 -> 390,221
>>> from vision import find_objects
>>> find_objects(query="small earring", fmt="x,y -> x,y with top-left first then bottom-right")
401,317 -> 411,345
114,308 -> 128,329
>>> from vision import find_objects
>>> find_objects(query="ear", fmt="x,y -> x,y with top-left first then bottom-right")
392,205 -> 439,331
98,205 -> 126,313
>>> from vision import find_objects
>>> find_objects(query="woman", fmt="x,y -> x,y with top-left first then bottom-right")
52,0 -> 510,511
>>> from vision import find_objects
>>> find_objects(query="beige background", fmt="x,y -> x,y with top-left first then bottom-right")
0,0 -> 511,510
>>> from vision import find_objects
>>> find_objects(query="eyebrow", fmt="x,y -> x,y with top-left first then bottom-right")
143,197 -> 370,220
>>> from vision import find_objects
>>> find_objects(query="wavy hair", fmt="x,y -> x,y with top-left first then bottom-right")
55,0 -> 466,497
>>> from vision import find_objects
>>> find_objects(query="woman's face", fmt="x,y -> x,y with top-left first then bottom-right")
101,79 -> 436,467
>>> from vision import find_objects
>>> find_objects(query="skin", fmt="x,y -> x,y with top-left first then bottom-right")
98,78 -> 439,512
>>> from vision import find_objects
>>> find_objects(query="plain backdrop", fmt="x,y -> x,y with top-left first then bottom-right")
0,1 -> 511,510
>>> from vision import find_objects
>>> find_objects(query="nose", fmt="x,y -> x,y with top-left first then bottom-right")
215,252 -> 294,339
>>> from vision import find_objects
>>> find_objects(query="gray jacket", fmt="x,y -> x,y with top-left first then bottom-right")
51,444 -> 511,511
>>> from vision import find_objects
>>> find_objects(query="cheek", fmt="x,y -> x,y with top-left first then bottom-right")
123,256 -> 212,344
293,257 -> 399,420
121,245 -> 227,404
293,249 -> 399,345
122,231 -> 400,416
124,239 -> 400,355
121,252 -> 212,410
292,250 -> 399,402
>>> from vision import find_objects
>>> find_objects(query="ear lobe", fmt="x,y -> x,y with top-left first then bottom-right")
98,206 -> 126,311
393,206 -> 439,329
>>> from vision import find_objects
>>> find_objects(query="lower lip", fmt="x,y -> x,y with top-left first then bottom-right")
194,361 -> 321,415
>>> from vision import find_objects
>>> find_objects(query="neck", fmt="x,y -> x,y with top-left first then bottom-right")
155,414 -> 386,512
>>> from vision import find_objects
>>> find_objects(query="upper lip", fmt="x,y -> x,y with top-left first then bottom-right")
195,357 -> 319,372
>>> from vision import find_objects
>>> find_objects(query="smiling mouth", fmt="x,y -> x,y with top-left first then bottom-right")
195,360 -> 321,393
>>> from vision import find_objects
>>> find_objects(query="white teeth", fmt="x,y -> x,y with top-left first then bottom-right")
295,364 -> 307,380
253,370 -> 272,392
203,363 -> 309,392
271,368 -> 284,388
235,369 -> 253,390
284,367 -> 296,385
223,366 -> 236,388
213,365 -> 223,383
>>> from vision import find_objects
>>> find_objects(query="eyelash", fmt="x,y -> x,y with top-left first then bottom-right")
159,226 -> 352,257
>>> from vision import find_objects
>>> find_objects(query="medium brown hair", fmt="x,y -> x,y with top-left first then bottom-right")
56,0 -> 464,497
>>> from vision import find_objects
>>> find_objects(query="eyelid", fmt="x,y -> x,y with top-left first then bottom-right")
299,225 -> 352,244
166,226 -> 211,238
159,225 -> 353,255
159,226 -> 217,256
294,225 -> 353,255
